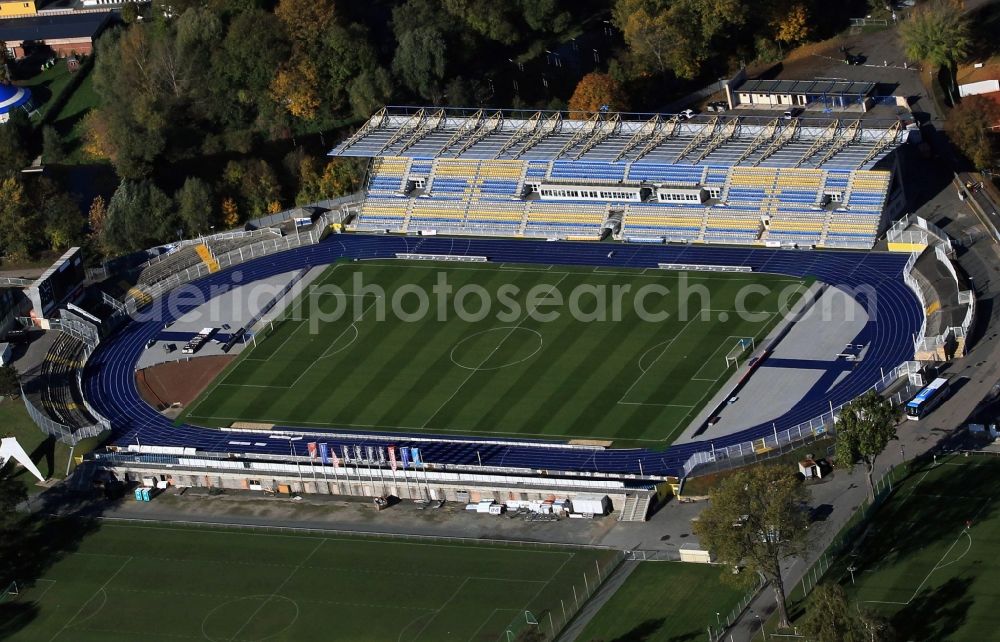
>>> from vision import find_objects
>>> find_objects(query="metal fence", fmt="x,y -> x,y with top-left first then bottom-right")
712,573 -> 768,641
681,362 -> 921,478
20,316 -> 111,446
122,230 -> 320,315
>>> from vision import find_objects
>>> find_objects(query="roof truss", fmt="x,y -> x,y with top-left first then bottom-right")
398,109 -> 446,154
454,111 -> 504,157
338,107 -> 388,154
754,119 -> 799,166
814,119 -> 861,167
734,118 -> 780,165
574,113 -> 622,160
631,116 -> 681,163
495,111 -> 542,159
794,119 -> 841,168
512,112 -> 563,159
859,120 -> 903,168
555,112 -> 601,160
438,109 -> 483,155
376,108 -> 426,156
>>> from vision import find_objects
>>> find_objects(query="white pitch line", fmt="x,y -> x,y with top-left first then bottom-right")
50,556 -> 132,641
419,274 -> 569,428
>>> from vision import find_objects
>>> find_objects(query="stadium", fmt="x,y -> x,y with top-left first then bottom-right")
19,106 -> 941,522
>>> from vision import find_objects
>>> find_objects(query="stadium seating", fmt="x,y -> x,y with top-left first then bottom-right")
524,201 -> 607,239
351,150 -> 892,249
627,163 -> 704,184
136,246 -> 202,287
29,332 -> 97,430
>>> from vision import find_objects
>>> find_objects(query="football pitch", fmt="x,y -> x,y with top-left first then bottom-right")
183,261 -> 804,445
0,521 -> 619,642
830,454 -> 1000,640
578,561 -> 746,642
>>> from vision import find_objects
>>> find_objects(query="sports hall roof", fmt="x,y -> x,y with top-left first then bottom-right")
330,106 -> 909,171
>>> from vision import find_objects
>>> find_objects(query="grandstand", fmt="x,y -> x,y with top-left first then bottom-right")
331,107 -> 910,249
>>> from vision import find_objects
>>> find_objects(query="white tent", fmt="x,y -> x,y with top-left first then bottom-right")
0,437 -> 44,482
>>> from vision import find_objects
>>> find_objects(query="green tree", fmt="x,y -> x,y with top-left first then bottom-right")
834,391 -> 899,501
0,176 -> 41,261
949,95 -> 1000,170
35,178 -> 84,251
801,583 -> 893,642
693,465 -> 809,627
41,125 -> 64,164
0,112 -> 31,176
900,0 -> 971,102
176,176 -> 215,236
223,159 -> 281,219
392,24 -> 448,102
0,364 -> 20,398
103,180 -> 177,253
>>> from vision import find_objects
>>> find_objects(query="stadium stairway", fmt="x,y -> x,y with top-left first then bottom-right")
194,243 -> 220,273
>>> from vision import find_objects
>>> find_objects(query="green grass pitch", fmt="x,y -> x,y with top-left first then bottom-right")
0,521 -> 619,641
182,261 -> 803,446
577,561 -> 745,641
819,454 -> 1000,641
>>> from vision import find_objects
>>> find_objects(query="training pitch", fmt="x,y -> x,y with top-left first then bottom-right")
182,261 -> 803,445
0,521 -> 618,642
832,454 -> 1000,640
578,561 -> 745,641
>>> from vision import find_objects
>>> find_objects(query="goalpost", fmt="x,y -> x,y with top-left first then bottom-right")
725,337 -> 755,371
1,581 -> 17,603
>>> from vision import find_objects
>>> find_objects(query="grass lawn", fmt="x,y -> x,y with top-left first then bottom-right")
780,454 -> 1000,641
0,399 -> 102,496
182,261 -> 803,446
0,520 -> 619,641
577,561 -> 746,642
16,64 -> 76,122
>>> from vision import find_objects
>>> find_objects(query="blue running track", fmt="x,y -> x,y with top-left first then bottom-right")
83,234 -> 921,477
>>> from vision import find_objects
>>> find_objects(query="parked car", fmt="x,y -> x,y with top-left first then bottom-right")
678,108 -> 697,120
783,108 -> 803,120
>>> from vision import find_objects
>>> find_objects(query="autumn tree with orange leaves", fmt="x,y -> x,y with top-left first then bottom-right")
568,73 -> 628,118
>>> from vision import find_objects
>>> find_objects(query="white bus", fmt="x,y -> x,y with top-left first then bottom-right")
905,377 -> 950,420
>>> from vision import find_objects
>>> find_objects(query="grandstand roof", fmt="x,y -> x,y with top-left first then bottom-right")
330,106 -> 909,171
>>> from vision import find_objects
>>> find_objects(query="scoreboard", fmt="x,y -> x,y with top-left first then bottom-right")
28,247 -> 85,319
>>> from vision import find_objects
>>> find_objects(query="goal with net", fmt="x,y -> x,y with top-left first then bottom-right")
725,337 -> 755,370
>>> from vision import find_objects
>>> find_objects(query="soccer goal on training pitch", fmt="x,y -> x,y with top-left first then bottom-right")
725,338 -> 755,370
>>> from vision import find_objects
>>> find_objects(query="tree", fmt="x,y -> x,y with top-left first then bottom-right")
103,180 -> 177,253
392,24 -> 448,102
772,4 -> 811,56
0,112 -> 30,176
834,391 -> 899,502
900,0 -> 971,102
270,59 -> 321,121
0,364 -> 19,398
221,197 -> 239,227
121,1 -> 140,24
693,465 -> 809,628
88,195 -> 107,242
176,176 -> 214,236
296,157 -> 364,204
568,73 -> 628,118
274,0 -> 335,45
613,0 -> 746,80
948,95 -> 1000,169
801,583 -> 893,642
222,159 -> 281,219
41,125 -> 65,164
0,176 -> 41,261
35,178 -> 84,251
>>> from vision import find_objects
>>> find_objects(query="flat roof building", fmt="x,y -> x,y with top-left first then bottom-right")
0,11 -> 112,59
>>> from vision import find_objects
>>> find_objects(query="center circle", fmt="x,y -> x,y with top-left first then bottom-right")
201,595 -> 299,642
450,327 -> 544,371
